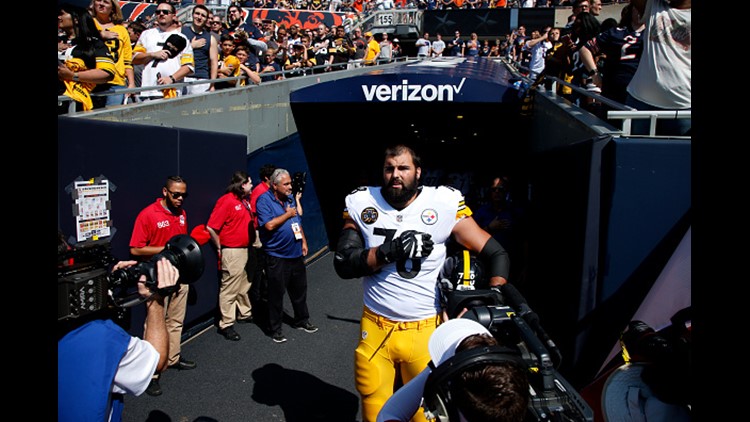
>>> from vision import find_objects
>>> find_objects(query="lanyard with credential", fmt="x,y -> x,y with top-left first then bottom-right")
275,195 -> 303,240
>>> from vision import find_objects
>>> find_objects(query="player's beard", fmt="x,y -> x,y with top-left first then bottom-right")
381,177 -> 418,210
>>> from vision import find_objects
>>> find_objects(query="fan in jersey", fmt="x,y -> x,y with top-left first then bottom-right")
579,3 -> 645,107
91,0 -> 136,107
333,144 -> 511,422
57,0 -> 116,113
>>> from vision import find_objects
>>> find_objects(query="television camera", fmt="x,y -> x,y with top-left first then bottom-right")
429,250 -> 594,422
58,234 -> 204,322
291,171 -> 307,196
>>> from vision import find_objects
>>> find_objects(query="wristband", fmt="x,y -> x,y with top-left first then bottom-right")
169,75 -> 176,83
73,72 -> 79,82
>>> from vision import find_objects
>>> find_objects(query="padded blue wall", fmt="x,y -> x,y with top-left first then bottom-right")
246,134 -> 328,256
599,138 -> 691,301
524,136 -> 691,388
58,117 -> 247,337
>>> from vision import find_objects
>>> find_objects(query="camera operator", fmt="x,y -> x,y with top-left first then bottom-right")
58,258 -> 179,422
377,318 -> 529,422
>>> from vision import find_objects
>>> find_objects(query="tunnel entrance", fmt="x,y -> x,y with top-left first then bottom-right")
289,58 -> 532,248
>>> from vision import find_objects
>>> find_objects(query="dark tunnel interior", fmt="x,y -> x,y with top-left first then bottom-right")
291,100 -> 533,250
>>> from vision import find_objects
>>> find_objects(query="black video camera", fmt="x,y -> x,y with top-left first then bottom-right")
433,250 -> 594,422
58,234 -> 204,321
291,171 -> 307,196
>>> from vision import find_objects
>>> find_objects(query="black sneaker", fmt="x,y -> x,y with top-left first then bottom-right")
168,356 -> 197,370
272,332 -> 287,343
219,326 -> 240,341
295,321 -> 319,333
145,378 -> 162,396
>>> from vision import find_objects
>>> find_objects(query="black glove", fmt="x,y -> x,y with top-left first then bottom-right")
376,230 -> 434,263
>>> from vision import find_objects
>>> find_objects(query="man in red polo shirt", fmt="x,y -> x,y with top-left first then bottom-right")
206,170 -> 255,341
130,175 -> 196,396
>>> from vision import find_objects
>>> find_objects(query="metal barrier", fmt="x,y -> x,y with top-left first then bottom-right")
510,59 -> 690,139
607,110 -> 691,137
59,53 -> 689,139
57,56 -> 412,115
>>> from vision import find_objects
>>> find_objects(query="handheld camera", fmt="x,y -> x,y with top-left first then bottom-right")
292,171 -> 307,196
58,234 -> 204,321
430,250 -> 594,421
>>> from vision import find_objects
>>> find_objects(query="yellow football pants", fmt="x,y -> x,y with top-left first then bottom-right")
355,306 -> 440,422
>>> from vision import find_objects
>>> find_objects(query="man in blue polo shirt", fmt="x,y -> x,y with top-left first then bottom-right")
256,168 -> 318,343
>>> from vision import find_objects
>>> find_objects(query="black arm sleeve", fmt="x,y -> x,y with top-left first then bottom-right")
333,228 -> 374,279
479,236 -> 510,281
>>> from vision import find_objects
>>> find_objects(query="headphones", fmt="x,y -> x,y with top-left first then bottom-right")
422,345 -> 525,422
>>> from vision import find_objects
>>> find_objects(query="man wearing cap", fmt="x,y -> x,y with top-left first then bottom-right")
377,319 -> 529,422
363,31 -> 380,66
285,41 -> 313,77
351,28 -> 367,66
391,38 -> 402,59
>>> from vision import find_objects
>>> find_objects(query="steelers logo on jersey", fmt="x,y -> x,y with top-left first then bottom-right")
361,207 -> 379,224
421,209 -> 438,225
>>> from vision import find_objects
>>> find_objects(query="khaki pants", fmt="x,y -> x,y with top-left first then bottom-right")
218,247 -> 252,329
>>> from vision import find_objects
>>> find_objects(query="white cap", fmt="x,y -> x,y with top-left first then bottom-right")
428,319 -> 491,366
601,363 -> 691,421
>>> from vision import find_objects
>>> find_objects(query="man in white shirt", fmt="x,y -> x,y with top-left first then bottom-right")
625,0 -> 691,136
132,2 -> 194,101
415,32 -> 431,58
430,33 -> 446,57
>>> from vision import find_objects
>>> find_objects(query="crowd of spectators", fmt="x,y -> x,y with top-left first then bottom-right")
504,0 -> 690,136
141,0 -> 626,11
60,0 -> 687,136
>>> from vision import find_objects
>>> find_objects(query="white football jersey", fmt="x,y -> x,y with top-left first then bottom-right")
343,185 -> 472,320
